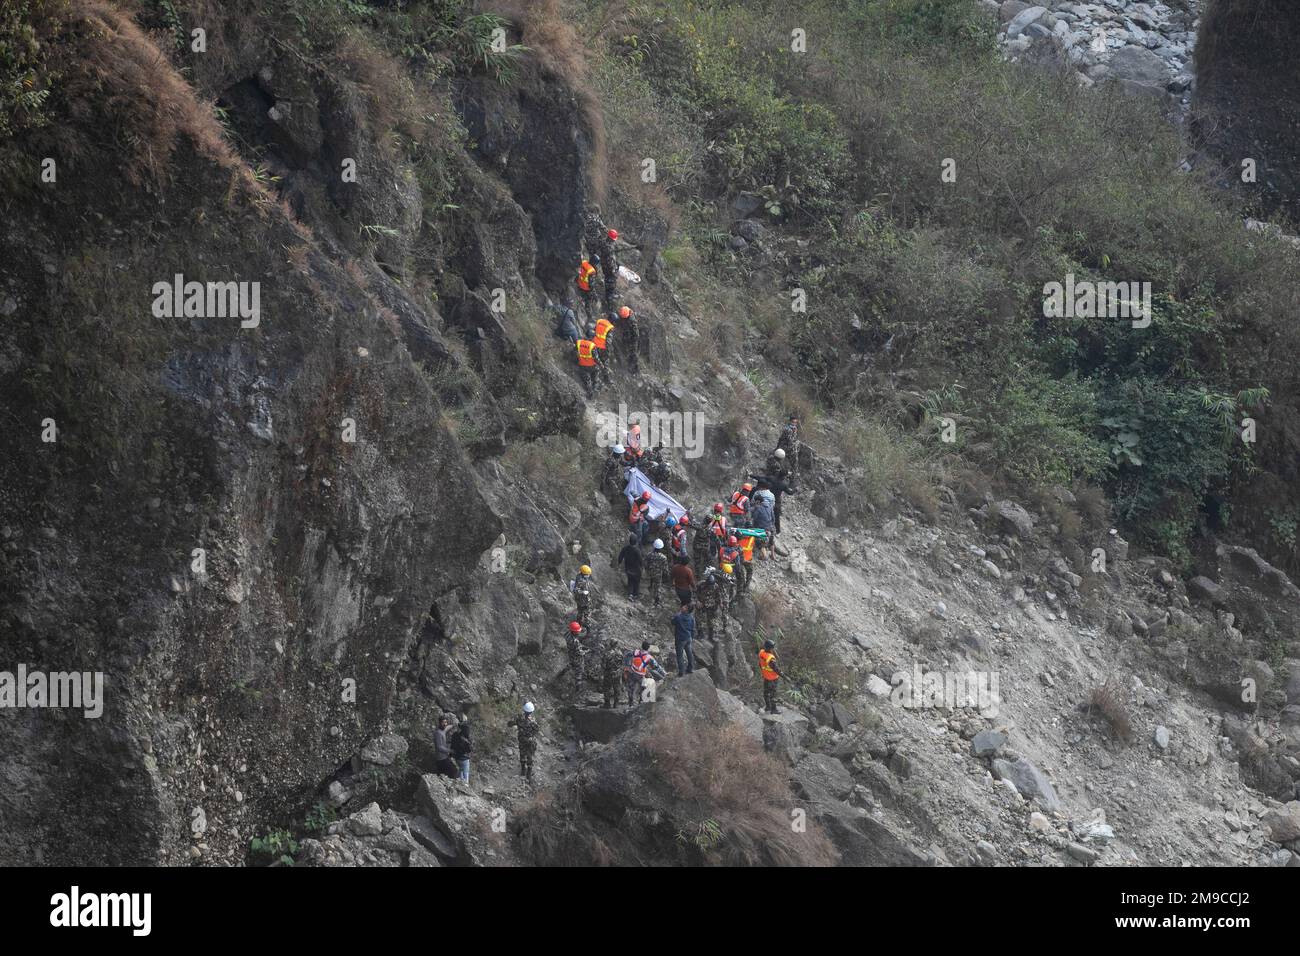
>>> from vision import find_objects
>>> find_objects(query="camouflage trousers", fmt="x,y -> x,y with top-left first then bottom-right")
701,606 -> 720,642
520,742 -> 536,778
763,678 -> 779,714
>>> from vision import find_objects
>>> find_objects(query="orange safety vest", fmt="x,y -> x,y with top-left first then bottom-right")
577,261 -> 597,292
728,494 -> 749,517
594,317 -> 613,348
576,339 -> 597,367
629,500 -> 649,524
709,516 -> 727,538
740,536 -> 755,562
630,650 -> 649,676
758,649 -> 779,681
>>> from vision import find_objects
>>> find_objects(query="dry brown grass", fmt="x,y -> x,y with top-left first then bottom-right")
1090,677 -> 1133,743
498,0 -> 609,201
643,716 -> 839,866
1073,484 -> 1112,531
41,0 -> 248,188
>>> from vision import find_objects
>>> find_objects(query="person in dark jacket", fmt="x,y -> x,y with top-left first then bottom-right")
670,604 -> 696,676
433,715 -> 458,778
616,533 -> 644,601
548,299 -> 581,344
449,717 -> 472,783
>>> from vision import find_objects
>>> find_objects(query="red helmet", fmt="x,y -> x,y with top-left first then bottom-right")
678,516 -> 689,526
569,621 -> 582,634
608,229 -> 619,241
619,306 -> 632,319
713,502 -> 724,513
640,491 -> 651,502
728,535 -> 738,545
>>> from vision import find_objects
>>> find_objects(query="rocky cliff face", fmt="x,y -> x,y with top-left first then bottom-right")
2,1 -> 1298,869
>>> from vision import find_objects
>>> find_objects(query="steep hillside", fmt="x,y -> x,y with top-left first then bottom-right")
1,0 -> 1298,868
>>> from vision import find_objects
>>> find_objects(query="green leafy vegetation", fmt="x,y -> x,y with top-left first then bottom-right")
586,0 -> 1300,565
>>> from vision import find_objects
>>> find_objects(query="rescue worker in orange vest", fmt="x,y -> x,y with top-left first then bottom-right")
576,258 -> 599,323
728,487 -> 751,522
575,333 -> 603,397
629,490 -> 652,545
707,503 -> 728,562
593,313 -> 615,366
615,304 -> 639,372
738,534 -> 756,591
670,516 -> 689,561
758,639 -> 782,714
587,322 -> 613,386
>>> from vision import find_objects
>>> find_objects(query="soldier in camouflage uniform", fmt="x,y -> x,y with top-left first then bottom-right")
569,565 -> 593,628
582,206 -> 608,258
600,638 -> 623,709
566,620 -> 590,696
777,415 -> 801,476
601,445 -> 626,500
696,566 -> 725,642
645,539 -> 670,606
508,703 -> 540,780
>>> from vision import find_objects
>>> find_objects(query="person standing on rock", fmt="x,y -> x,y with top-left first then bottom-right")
670,556 -> 695,607
615,305 -> 639,372
696,566 -> 725,642
509,702 -> 539,781
566,620 -> 590,696
600,638 -> 623,709
449,716 -> 472,784
645,538 -> 669,606
671,603 -> 697,677
602,445 -> 626,499
750,492 -> 775,559
576,257 -> 599,324
575,332 -> 603,397
777,415 -> 801,476
758,639 -> 782,714
593,311 -> 616,367
600,228 -> 620,313
750,468 -> 795,539
616,532 -> 644,601
434,715 -> 458,778
569,564 -> 593,628
628,491 -> 652,546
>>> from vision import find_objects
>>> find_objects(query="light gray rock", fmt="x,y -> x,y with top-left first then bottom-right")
1153,725 -> 1170,749
992,756 -> 1061,813
1261,802 -> 1300,843
347,802 -> 384,837
360,733 -> 409,766
972,729 -> 1008,758
1006,5 -> 1048,37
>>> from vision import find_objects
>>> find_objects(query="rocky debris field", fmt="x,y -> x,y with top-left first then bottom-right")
289,257 -> 1300,868
986,1 -> 1200,109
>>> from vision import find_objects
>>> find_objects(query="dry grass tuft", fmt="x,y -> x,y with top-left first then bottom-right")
643,716 -> 839,866
1090,677 -> 1133,743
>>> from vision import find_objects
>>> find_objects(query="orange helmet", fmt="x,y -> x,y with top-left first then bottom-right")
742,483 -> 753,492
619,306 -> 632,319
640,491 -> 651,502
569,621 -> 582,634
608,229 -> 619,241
